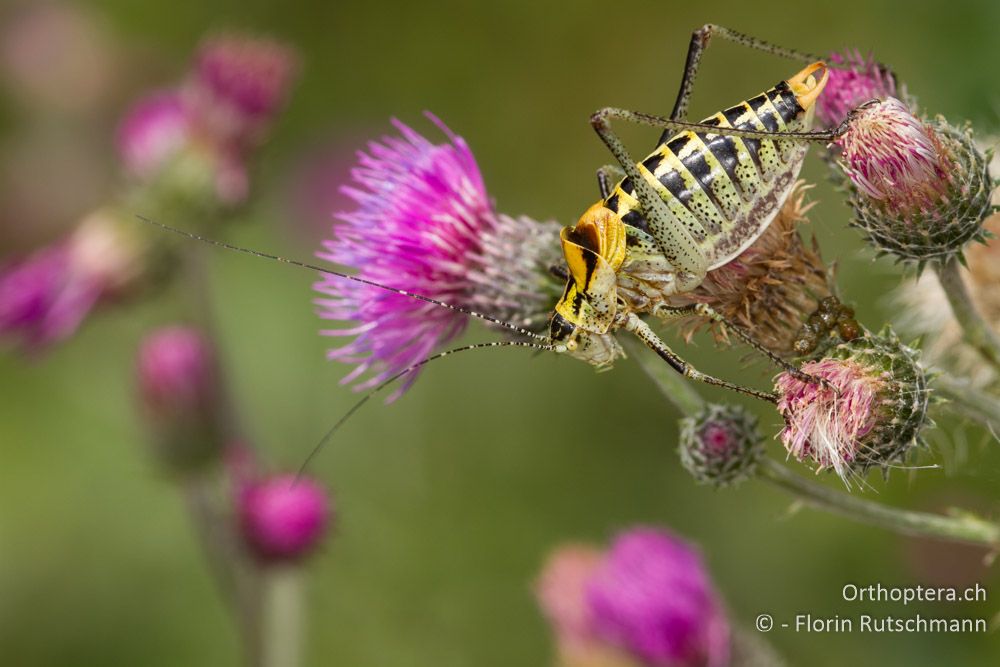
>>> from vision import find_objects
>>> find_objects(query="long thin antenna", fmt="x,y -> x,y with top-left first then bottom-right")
136,215 -> 549,342
295,339 -> 552,477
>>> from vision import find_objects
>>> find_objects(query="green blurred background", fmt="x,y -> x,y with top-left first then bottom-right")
1,0 -> 999,664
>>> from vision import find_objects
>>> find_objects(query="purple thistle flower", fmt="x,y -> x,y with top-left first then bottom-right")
586,528 -> 731,667
834,97 -> 950,216
817,50 -> 897,128
0,210 -> 143,349
117,90 -> 191,179
239,474 -> 331,563
776,357 -> 882,481
184,34 -> 298,148
775,328 -> 930,482
314,115 -> 561,398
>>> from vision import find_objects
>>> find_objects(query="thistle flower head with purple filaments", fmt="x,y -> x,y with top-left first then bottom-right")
817,50 -> 898,129
586,527 -> 731,667
314,115 -> 561,398
775,326 -> 931,484
835,98 -> 995,266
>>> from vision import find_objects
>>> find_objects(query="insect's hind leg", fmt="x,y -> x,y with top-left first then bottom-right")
624,313 -> 777,403
668,25 -> 821,124
593,106 -> 846,150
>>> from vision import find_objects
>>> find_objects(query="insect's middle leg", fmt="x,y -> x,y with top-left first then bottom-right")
652,302 -> 818,384
596,164 -> 625,199
624,313 -> 777,403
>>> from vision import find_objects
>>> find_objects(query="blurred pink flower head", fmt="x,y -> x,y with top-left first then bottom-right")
585,528 -> 731,667
834,97 -> 950,216
0,210 -> 143,349
314,115 -> 561,400
137,326 -> 215,415
239,474 -> 331,563
185,34 -> 299,148
817,50 -> 897,128
536,545 -> 605,650
775,357 -> 882,480
117,90 -> 191,179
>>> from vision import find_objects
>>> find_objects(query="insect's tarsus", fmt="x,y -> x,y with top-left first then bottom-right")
134,215 -> 548,342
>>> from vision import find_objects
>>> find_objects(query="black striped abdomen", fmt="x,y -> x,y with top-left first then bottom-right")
606,81 -> 811,269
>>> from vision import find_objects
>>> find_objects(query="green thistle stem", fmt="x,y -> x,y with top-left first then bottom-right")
628,338 -> 1000,548
935,258 -> 1000,373
933,372 -> 1000,430
758,458 -> 1000,548
257,568 -> 304,667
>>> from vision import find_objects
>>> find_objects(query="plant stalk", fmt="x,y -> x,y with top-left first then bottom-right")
933,372 -> 1000,430
935,258 -> 1000,373
758,458 -> 1000,548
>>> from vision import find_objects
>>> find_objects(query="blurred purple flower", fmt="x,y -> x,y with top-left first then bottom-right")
184,34 -> 299,148
314,115 -> 561,399
136,325 -> 223,470
586,528 -> 730,667
117,90 -> 191,179
817,50 -> 897,128
239,474 -> 331,563
0,210 -> 143,349
137,326 -> 216,415
0,242 -> 94,347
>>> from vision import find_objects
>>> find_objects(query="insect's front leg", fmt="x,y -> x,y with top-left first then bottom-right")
590,109 -> 709,293
624,313 -> 777,403
668,25 -> 820,124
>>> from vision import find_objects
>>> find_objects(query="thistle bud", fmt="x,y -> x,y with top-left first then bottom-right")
678,404 -> 764,488
136,326 -> 222,471
239,474 -> 331,563
835,98 -> 995,266
775,326 -> 931,483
